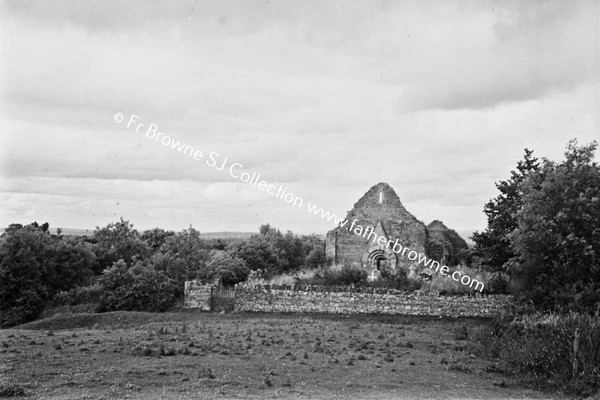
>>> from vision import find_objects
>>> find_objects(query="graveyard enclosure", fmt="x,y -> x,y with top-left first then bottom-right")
184,281 -> 514,318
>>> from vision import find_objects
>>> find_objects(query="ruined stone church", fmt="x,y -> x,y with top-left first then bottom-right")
325,182 -> 466,279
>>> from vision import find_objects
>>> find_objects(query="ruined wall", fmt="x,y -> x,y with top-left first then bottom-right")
426,220 -> 469,267
184,281 -> 514,318
183,280 -> 211,311
233,286 -> 512,318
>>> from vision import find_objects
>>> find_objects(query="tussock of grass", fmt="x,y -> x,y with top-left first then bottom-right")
0,384 -> 25,398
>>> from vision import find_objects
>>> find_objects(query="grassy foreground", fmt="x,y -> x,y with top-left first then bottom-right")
0,311 -> 577,400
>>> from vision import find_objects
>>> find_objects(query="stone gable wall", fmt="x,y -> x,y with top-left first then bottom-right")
325,183 -> 428,272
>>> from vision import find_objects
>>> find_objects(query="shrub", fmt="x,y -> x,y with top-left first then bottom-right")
53,284 -> 103,306
92,218 -> 149,274
0,223 -> 94,327
422,266 -> 494,295
367,267 -> 421,292
306,264 -> 367,286
305,245 -> 326,269
486,273 -> 509,294
233,235 -> 287,278
204,251 -> 249,286
153,227 -> 210,287
0,289 -> 44,328
259,265 -> 422,291
472,312 -> 600,396
96,260 -> 178,312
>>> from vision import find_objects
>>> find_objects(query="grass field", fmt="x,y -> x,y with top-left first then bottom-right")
0,311 -> 575,400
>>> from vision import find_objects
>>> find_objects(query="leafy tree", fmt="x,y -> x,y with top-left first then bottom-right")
424,239 -> 445,264
280,231 -> 306,271
472,149 -> 540,272
0,223 -> 95,327
232,225 -> 327,277
154,226 -> 210,287
96,260 -> 178,312
509,140 -> 600,312
256,224 -> 310,272
30,221 -> 49,232
259,223 -> 279,237
47,236 -> 95,292
205,251 -> 249,286
206,238 -> 228,251
233,234 -> 287,277
3,223 -> 24,235
305,244 -> 326,269
92,218 -> 148,274
141,227 -> 175,252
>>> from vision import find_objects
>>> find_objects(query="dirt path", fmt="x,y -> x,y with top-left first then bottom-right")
0,312 -> 574,399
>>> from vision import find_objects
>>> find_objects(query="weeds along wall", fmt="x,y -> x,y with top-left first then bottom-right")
184,281 -> 514,317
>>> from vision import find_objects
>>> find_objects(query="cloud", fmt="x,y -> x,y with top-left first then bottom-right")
1,0 -> 598,234
381,1 -> 600,111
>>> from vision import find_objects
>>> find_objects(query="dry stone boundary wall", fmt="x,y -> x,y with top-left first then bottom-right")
184,280 -> 514,318
184,280 -> 211,311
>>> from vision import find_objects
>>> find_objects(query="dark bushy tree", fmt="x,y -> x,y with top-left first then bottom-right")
232,224 -> 326,278
233,234 -> 287,277
96,260 -> 178,312
0,223 -> 95,327
305,245 -> 326,269
472,149 -> 540,272
424,239 -> 444,264
233,224 -> 326,277
205,251 -> 249,286
154,226 -> 210,285
92,218 -> 148,274
509,140 -> 600,312
79,225 -> 208,312
141,227 -> 175,252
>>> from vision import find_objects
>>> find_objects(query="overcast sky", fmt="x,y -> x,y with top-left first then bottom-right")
1,0 -> 598,236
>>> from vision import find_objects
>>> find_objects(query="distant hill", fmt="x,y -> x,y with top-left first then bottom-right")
49,227 -> 93,237
48,228 -> 256,240
199,232 -> 254,239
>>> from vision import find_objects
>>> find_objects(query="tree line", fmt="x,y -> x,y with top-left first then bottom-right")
1,139 -> 598,327
0,221 -> 325,327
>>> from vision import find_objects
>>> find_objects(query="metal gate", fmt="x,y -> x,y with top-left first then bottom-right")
210,287 -> 236,312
